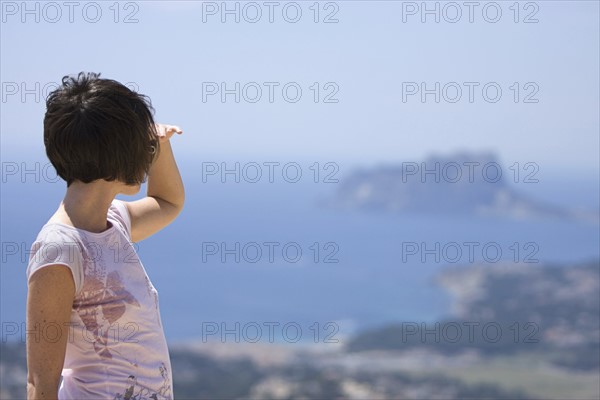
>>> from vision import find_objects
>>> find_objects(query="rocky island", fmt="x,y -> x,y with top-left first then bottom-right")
323,151 -> 599,223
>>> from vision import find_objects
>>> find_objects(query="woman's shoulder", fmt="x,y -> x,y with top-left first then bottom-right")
27,221 -> 87,295
108,199 -> 132,240
35,219 -> 85,243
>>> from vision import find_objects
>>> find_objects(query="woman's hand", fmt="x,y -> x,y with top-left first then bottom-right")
155,123 -> 182,143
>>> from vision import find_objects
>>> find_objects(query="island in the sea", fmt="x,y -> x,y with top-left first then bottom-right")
322,151 -> 598,223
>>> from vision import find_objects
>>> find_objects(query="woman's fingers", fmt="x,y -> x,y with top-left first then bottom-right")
155,123 -> 182,140
167,125 -> 182,134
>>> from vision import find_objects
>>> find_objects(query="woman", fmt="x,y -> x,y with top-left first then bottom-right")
26,72 -> 184,399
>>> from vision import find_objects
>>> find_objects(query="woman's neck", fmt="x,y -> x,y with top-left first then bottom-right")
54,180 -> 118,233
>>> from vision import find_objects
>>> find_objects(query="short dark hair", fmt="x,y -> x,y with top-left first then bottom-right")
44,72 -> 159,187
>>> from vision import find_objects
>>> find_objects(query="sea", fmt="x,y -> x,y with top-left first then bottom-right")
1,163 -> 598,344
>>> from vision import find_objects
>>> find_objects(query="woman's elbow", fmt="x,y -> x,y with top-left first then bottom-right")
27,374 -> 59,400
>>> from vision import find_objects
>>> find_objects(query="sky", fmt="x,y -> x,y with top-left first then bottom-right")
0,0 -> 599,347
1,1 -> 599,174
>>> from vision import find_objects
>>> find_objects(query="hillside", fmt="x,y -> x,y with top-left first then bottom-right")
347,260 -> 600,370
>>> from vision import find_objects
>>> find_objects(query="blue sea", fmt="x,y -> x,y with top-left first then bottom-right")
1,164 -> 599,344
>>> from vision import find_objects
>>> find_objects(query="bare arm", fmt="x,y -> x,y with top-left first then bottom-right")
125,124 -> 185,242
26,265 -> 75,399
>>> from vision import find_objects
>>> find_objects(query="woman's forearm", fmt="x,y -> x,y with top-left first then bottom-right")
147,137 -> 185,210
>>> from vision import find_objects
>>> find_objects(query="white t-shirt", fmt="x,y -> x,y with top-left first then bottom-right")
26,199 -> 173,400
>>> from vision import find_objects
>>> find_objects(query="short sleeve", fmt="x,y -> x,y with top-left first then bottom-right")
26,228 -> 84,295
110,199 -> 132,240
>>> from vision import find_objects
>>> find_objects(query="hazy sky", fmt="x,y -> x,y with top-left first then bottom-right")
1,1 -> 598,173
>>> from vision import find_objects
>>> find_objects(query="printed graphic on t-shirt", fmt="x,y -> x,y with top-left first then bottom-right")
75,268 -> 140,359
113,362 -> 172,400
